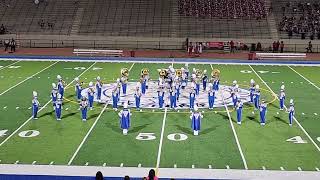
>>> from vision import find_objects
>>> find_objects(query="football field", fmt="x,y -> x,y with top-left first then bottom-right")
0,59 -> 320,173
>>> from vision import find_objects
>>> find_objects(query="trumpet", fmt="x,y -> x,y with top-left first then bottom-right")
121,68 -> 129,77
141,68 -> 149,76
211,69 -> 220,78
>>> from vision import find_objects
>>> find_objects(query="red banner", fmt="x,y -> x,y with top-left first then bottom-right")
206,42 -> 224,49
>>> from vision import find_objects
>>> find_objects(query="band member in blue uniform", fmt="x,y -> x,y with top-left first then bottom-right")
184,63 -> 189,80
135,83 -> 142,110
74,77 -> 82,102
140,75 -> 147,95
32,91 -> 40,120
112,87 -> 119,111
190,105 -> 203,136
249,79 -> 255,103
202,70 -> 208,91
279,85 -> 285,110
232,85 -> 239,108
254,85 -> 260,110
181,67 -> 187,89
121,75 -> 128,95
95,76 -> 102,102
80,96 -> 88,121
57,75 -> 65,98
170,84 -> 177,109
87,82 -> 95,110
158,88 -> 165,109
55,93 -> 63,121
118,102 -> 131,135
195,76 -> 201,95
288,99 -> 295,126
236,98 -> 243,125
51,83 -> 58,110
189,87 -> 196,110
175,77 -> 181,101
208,84 -> 215,109
260,99 -> 267,126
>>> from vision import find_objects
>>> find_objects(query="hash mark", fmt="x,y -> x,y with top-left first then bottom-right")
314,113 -> 318,116
298,167 -> 302,171
262,166 -> 266,170
192,165 -> 195,168
226,165 -> 230,169
32,161 -> 36,165
208,165 -> 212,169
120,163 -> 123,167
103,163 -> 106,167
85,162 -> 89,166
316,167 -> 319,171
16,107 -> 19,110
280,167 -> 285,171
302,113 -> 305,115
14,160 -> 19,164
49,161 -> 54,165
174,164 -> 177,168
28,107 -> 31,110
138,164 -> 142,168
290,82 -> 293,84
3,106 -> 7,109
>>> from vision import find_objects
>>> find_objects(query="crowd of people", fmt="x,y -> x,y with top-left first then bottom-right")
2,38 -> 16,52
278,1 -> 320,39
178,0 -> 267,19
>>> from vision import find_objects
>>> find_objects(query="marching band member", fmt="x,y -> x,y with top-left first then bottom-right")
190,105 -> 203,136
195,75 -> 201,95
213,77 -> 220,91
121,74 -> 128,95
175,77 -> 181,101
184,63 -> 189,79
80,96 -> 88,121
208,84 -> 215,109
170,83 -> 177,109
87,82 -> 95,110
51,83 -> 58,110
189,86 -> 196,110
236,98 -> 243,125
135,82 -> 142,110
249,79 -> 255,103
288,99 -> 295,126
118,102 -> 131,135
254,85 -> 260,110
112,87 -> 119,111
202,70 -> 208,91
32,91 -> 40,120
96,76 -> 102,102
181,67 -> 187,89
279,85 -> 285,110
232,85 -> 239,107
75,77 -> 82,102
158,86 -> 165,109
260,99 -> 267,126
116,78 -> 121,97
57,75 -> 65,98
140,75 -> 147,95
55,93 -> 63,121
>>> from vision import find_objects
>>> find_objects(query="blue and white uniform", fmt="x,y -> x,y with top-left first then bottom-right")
170,85 -> 177,109
141,76 -> 147,94
32,91 -> 40,119
195,77 -> 201,95
74,77 -> 82,101
87,82 -> 95,110
249,79 -> 255,103
236,100 -> 243,125
190,106 -> 203,136
158,89 -> 165,109
175,78 -> 181,101
118,103 -> 131,135
189,88 -> 196,110
181,67 -> 187,89
80,97 -> 88,121
57,75 -> 65,98
279,85 -> 285,110
95,76 -> 102,102
51,83 -> 58,110
184,64 -> 189,80
254,85 -> 260,109
208,84 -> 215,109
232,84 -> 239,107
288,99 -> 295,126
135,84 -> 142,110
55,93 -> 63,121
202,70 -> 208,91
259,100 -> 267,125
213,78 -> 220,91
112,88 -> 119,110
121,76 -> 128,95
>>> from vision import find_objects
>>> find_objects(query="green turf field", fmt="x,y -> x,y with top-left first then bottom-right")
0,60 -> 319,172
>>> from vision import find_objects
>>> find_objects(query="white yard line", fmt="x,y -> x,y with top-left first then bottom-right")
249,65 -> 320,152
129,63 -> 135,71
287,66 -> 320,91
0,61 -> 20,71
0,61 -> 59,96
0,62 -> 97,148
67,102 -> 108,165
222,94 -> 248,170
155,108 -> 168,171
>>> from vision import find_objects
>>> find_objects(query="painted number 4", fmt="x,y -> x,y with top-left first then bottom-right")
286,136 -> 307,144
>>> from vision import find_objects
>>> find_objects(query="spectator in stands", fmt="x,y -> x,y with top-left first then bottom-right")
188,42 -> 193,56
256,42 -> 262,51
4,39 -> 9,52
95,171 -> 104,180
198,42 -> 203,54
0,24 -> 5,34
280,41 -> 284,53
147,169 -> 158,180
124,175 -> 130,180
272,41 -> 276,52
9,38 -> 16,52
276,41 -> 280,52
230,40 -> 235,53
306,41 -> 313,53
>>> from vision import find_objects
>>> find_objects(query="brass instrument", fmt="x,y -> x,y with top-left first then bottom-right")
176,69 -> 182,77
159,69 -> 167,78
211,69 -> 220,79
121,68 -> 129,77
196,69 -> 202,77
141,68 -> 149,76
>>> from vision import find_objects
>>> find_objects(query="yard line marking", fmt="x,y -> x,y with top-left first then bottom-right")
67,101 -> 108,165
14,161 -> 19,164
222,93 -> 248,170
0,61 -> 20,71
208,165 -> 212,169
249,65 -> 320,152
103,163 -> 106,167
192,165 -> 195,169
155,108 -> 168,171
138,163 -> 142,168
298,167 -> 302,171
16,107 -> 19,110
28,107 -> 31,110
226,165 -> 230,169
32,161 -> 36,165
280,167 -> 285,171
120,163 -> 124,167
288,66 -> 320,91
0,61 -> 59,96
174,164 -> 177,168
316,167 -> 319,171
49,161 -> 54,165
262,166 -> 266,170
0,62 -> 97,148
129,63 -> 135,71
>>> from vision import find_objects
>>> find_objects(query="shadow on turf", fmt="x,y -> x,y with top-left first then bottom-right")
274,116 -> 288,125
38,110 -> 54,118
105,121 -> 151,134
174,125 -> 218,135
